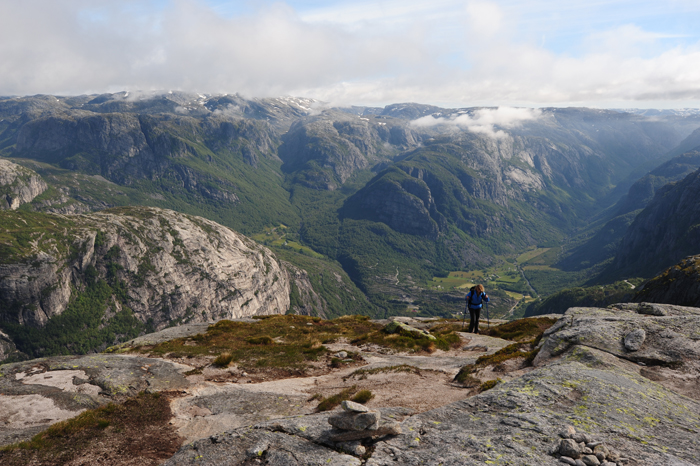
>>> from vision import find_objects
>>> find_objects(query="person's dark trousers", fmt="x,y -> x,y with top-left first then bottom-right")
468,307 -> 481,333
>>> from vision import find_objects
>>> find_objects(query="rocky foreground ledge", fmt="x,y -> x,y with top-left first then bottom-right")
164,303 -> 700,466
1,303 -> 698,465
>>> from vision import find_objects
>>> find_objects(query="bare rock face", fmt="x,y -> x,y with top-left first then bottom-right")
532,303 -> 700,368
0,206 -> 289,340
0,159 -> 47,210
0,354 -> 191,446
284,261 -> 329,317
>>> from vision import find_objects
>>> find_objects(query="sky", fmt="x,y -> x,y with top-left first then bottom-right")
2,0 -> 700,108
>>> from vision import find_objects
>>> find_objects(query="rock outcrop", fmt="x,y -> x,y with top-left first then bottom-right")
632,255 -> 700,307
0,354 -> 191,446
278,112 -> 414,190
0,206 -> 289,358
0,159 -> 47,210
0,330 -> 22,362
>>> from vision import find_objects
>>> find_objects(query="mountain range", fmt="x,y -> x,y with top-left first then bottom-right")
3,92 -> 700,358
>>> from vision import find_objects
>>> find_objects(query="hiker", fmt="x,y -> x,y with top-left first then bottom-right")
465,284 -> 489,334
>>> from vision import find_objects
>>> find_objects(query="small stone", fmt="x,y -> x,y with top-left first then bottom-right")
307,322 -> 313,326
572,432 -> 590,444
328,410 -> 381,431
593,445 -> 609,459
575,461 -> 586,466
581,455 -> 601,466
337,440 -> 366,456
462,345 -> 488,352
606,449 -> 621,462
583,447 -> 593,454
601,462 -> 616,466
241,372 -> 248,377
341,400 -> 369,413
330,422 -> 401,442
587,442 -> 601,449
596,452 -> 606,462
624,329 -> 646,352
560,425 -> 577,439
559,439 -> 582,459
337,351 -> 348,359
560,457 -> 577,465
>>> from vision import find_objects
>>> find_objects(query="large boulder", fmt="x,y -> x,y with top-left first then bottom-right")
532,303 -> 700,368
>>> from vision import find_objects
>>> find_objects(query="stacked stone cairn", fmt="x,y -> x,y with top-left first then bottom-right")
327,400 -> 402,455
555,425 -> 626,466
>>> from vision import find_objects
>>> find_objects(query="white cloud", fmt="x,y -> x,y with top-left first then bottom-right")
411,107 -> 541,138
465,1 -> 503,38
0,0 -> 700,108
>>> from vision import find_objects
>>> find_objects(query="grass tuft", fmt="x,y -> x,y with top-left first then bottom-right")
484,317 -> 557,342
478,379 -> 501,392
212,352 -> 234,367
316,386 -> 358,412
246,336 -> 274,345
345,364 -> 421,380
350,390 -> 374,404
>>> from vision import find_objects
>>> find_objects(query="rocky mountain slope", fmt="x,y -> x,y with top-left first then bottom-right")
0,206 -> 289,360
560,147 -> 700,273
633,255 -> 700,307
605,166 -> 700,279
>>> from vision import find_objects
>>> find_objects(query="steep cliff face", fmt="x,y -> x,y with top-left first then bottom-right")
610,167 -> 700,278
615,149 -> 700,215
0,159 -> 47,210
633,255 -> 700,307
14,111 -> 277,183
278,111 -> 419,190
0,207 -> 289,358
560,149 -> 700,272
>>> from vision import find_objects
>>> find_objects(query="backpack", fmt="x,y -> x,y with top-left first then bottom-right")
467,286 -> 483,308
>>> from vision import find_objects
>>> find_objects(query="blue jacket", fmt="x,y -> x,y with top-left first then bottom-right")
466,290 -> 489,309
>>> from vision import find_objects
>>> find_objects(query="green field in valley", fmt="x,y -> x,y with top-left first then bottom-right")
252,225 -> 325,259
